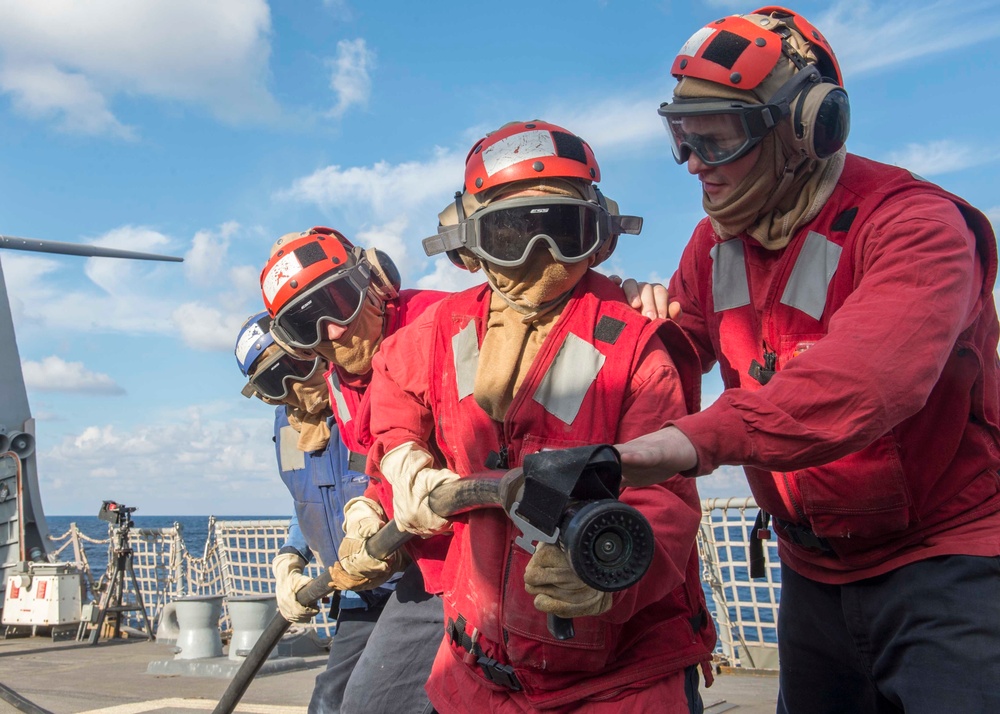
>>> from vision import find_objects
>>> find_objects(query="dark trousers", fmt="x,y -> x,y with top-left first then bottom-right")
776,555 -> 1000,714
308,599 -> 382,714
339,563 -> 443,714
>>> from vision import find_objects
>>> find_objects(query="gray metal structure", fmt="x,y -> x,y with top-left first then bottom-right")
0,234 -> 182,606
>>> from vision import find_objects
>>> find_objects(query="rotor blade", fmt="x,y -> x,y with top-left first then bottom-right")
0,234 -> 184,262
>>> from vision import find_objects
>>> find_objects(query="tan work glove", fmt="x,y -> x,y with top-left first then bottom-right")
523,543 -> 613,618
333,497 -> 402,591
380,442 -> 460,536
272,552 -> 319,623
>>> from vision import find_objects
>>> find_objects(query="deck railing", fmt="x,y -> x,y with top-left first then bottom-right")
699,497 -> 780,669
51,501 -> 782,667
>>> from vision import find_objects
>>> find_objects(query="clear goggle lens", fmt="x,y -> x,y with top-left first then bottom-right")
271,263 -> 371,349
248,351 -> 321,401
662,112 -> 759,166
657,96 -> 781,167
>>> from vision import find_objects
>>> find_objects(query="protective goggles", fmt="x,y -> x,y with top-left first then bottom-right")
241,349 -> 322,401
658,65 -> 823,166
270,261 -> 372,349
423,196 -> 641,268
657,98 -> 782,166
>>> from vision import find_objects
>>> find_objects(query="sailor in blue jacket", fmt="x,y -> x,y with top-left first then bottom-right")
235,312 -> 402,714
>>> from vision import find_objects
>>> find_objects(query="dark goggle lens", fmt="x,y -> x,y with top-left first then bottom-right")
273,272 -> 367,347
477,203 -> 600,264
664,113 -> 754,166
251,355 -> 319,400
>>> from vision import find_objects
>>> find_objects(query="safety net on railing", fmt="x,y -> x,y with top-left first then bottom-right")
53,504 -> 784,667
213,518 -> 336,638
698,497 -> 781,670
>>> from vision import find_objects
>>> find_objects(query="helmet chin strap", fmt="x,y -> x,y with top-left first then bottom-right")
481,265 -> 575,325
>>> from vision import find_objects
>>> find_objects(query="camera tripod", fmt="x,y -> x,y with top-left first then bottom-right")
85,516 -> 154,645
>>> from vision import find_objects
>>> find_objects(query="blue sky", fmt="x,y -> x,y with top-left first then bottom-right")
3,0 -> 999,515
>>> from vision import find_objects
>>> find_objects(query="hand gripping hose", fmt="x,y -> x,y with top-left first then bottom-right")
215,446 -> 653,713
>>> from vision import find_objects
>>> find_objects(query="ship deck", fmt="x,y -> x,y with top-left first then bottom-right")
0,634 -> 777,713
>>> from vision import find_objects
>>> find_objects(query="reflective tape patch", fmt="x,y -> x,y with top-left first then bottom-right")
279,425 -> 306,472
481,130 -> 556,177
326,371 -> 352,424
453,322 -> 480,401
262,253 -> 304,304
235,322 -> 265,365
710,240 -> 751,311
678,26 -> 714,59
533,333 -> 606,425
780,231 -> 842,320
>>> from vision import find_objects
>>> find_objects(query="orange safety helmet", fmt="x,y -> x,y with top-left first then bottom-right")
259,227 -> 402,349
260,227 -> 358,318
424,121 -> 641,270
463,120 -> 601,195
662,6 -> 849,161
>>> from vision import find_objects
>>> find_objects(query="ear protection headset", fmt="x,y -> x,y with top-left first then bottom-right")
297,226 -> 400,301
363,247 -> 401,301
768,17 -> 850,160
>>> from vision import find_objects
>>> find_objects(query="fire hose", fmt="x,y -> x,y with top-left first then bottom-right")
214,444 -> 653,714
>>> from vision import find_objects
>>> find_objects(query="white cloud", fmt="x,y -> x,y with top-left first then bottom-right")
328,38 -> 376,119
37,405 -> 289,515
23,356 -> 125,394
0,0 -> 277,136
544,96 -> 664,155
696,464 -> 753,500
3,223 -> 264,351
883,140 -> 996,177
278,147 -> 462,220
84,226 -> 177,296
415,257 -> 487,293
173,302 -> 249,352
0,62 -> 134,138
817,1 -> 1000,77
185,222 -> 241,285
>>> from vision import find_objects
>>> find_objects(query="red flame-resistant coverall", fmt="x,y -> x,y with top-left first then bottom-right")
323,288 -> 446,455
667,154 -> 1000,583
367,272 -> 715,713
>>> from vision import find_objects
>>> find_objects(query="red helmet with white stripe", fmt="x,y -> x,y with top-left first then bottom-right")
661,6 -> 849,162
464,120 -> 601,196
423,121 -> 643,270
671,8 -> 842,92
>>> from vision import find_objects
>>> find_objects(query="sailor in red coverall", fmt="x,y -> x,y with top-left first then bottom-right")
619,7 -> 1000,713
366,121 -> 716,714
259,227 -> 447,714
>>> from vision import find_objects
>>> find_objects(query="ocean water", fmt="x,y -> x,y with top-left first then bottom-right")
45,514 -> 251,579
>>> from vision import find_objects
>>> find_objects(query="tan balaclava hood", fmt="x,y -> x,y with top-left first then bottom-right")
438,178 -> 595,421
255,344 -> 331,452
312,295 -> 385,376
674,13 -> 845,249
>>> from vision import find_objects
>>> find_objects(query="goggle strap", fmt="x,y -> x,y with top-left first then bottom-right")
423,224 -> 465,256
613,215 -> 643,236
763,64 -> 821,119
